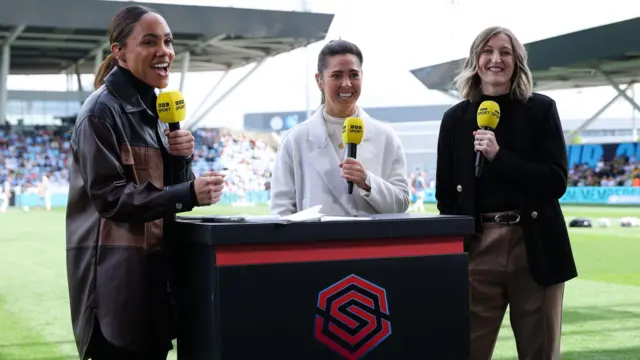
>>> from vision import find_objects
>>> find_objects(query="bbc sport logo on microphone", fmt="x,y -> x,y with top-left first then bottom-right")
158,99 -> 185,113
342,124 -> 363,134
158,101 -> 171,113
477,106 -> 500,119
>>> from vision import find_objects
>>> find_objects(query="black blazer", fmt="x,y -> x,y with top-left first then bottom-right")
435,92 -> 578,287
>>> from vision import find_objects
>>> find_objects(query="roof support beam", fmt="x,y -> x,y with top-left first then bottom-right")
186,58 -> 267,130
213,43 -> 265,57
61,40 -> 109,75
179,51 -> 190,92
0,25 -> 25,124
4,25 -> 25,45
193,34 -> 227,53
564,70 -> 640,144
74,63 -> 84,92
190,70 -> 230,121
0,31 -> 104,42
14,39 -> 98,49
564,82 -> 634,143
438,90 -> 461,101
599,70 -> 640,114
599,71 -> 640,142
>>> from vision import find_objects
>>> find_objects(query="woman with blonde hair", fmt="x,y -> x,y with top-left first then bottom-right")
435,26 -> 577,360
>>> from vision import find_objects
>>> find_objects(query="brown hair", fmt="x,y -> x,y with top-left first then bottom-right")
93,5 -> 158,90
453,26 -> 533,103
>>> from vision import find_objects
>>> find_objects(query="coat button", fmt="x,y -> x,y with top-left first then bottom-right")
456,185 -> 462,192
531,211 -> 538,219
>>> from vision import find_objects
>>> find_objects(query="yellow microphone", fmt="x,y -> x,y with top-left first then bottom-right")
156,90 -> 187,131
342,117 -> 365,194
475,100 -> 500,177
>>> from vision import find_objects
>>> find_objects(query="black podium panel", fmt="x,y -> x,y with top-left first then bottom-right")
174,213 -> 475,360
217,254 -> 469,359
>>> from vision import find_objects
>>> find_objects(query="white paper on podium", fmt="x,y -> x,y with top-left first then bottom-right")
240,206 -> 372,224
279,205 -> 325,222
321,216 -> 372,221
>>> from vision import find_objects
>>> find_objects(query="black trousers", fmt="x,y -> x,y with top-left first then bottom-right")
88,321 -> 171,360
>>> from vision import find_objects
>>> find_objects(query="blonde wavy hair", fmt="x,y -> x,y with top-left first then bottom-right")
454,26 -> 533,103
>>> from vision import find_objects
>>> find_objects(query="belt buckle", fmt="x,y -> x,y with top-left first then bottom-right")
494,212 -> 520,225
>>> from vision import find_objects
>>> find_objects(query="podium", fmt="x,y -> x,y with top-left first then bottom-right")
172,213 -> 474,360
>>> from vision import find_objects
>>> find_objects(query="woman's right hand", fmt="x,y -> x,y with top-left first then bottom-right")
193,172 -> 226,205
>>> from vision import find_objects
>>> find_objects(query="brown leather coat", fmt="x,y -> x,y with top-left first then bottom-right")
66,66 -> 196,359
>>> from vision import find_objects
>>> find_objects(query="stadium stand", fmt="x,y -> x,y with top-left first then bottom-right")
1,123 -> 638,211
0,124 -> 71,210
0,125 -> 277,209
190,127 -> 275,206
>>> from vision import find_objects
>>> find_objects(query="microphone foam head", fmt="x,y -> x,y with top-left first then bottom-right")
342,117 -> 364,145
156,90 -> 186,124
477,100 -> 500,129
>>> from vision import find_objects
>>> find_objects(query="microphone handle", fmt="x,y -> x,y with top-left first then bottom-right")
169,122 -> 180,132
475,151 -> 484,178
346,143 -> 357,194
474,126 -> 490,178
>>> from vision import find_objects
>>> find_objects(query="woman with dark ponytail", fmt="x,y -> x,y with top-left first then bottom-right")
93,53 -> 117,90
66,5 -> 225,360
270,39 -> 410,216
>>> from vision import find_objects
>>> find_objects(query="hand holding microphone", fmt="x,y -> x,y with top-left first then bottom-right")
474,101 -> 501,177
157,90 -> 194,158
339,117 -> 369,193
156,91 -> 223,206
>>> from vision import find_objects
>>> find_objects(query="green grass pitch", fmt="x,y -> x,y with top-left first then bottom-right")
0,204 -> 638,359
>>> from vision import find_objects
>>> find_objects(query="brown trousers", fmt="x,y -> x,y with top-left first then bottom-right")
468,214 -> 565,360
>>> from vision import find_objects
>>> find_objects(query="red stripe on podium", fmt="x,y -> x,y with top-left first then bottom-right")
215,236 -> 463,266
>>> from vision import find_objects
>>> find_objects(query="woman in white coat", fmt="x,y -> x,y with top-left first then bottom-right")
269,39 -> 410,216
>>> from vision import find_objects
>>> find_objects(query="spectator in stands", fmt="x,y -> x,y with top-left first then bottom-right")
567,153 -> 639,187
408,170 -> 427,212
0,173 -> 11,213
270,39 -> 410,216
0,126 -> 72,204
38,174 -> 51,211
65,5 -> 225,360
189,128 -> 275,206
435,26 -> 577,360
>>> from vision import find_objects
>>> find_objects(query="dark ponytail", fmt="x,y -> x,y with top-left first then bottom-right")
93,5 -> 158,90
316,39 -> 363,107
94,53 -> 117,90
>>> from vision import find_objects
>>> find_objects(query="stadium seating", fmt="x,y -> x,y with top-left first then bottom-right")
1,125 -> 638,209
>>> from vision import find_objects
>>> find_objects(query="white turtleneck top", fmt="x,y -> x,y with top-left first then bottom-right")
322,107 -> 357,160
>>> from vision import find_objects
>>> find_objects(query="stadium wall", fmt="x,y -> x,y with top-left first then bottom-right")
412,187 -> 640,206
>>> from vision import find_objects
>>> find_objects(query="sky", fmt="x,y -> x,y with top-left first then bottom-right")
7,0 -> 640,129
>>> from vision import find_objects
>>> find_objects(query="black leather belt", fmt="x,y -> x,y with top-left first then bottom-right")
482,212 -> 521,225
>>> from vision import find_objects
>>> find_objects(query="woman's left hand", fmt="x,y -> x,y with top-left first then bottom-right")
340,158 -> 371,191
474,129 -> 500,161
